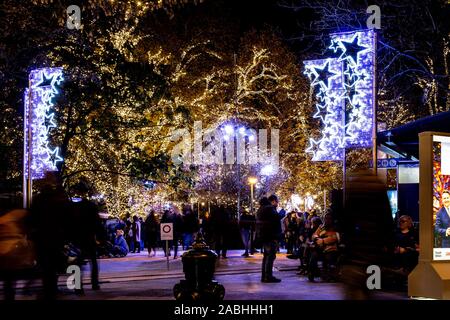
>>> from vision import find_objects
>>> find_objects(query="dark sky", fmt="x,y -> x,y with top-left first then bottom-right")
171,0 -> 313,53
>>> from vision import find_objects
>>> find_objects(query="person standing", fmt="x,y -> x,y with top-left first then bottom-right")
131,216 -> 141,253
239,211 -> 254,257
161,209 -> 181,258
30,172 -> 71,299
340,171 -> 394,299
69,182 -> 105,292
182,204 -> 199,249
256,195 -> 282,283
211,205 -> 230,258
144,211 -> 159,257
284,212 -> 299,255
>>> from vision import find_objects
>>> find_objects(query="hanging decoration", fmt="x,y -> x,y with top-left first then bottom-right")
304,29 -> 376,161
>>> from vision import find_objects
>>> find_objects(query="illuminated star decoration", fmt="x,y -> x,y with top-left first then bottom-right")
336,32 -> 368,66
24,67 -> 64,179
304,58 -> 340,92
330,29 -> 375,148
303,30 -> 375,161
313,103 -> 329,123
305,139 -> 325,160
303,58 -> 345,161
46,147 -> 64,167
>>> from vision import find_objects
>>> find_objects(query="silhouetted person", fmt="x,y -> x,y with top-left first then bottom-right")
30,172 -> 71,299
211,205 -> 230,258
144,211 -> 159,257
161,209 -> 182,258
239,211 -> 256,257
257,195 -> 282,283
340,171 -> 394,299
68,182 -> 104,292
182,204 -> 199,249
0,208 -> 35,300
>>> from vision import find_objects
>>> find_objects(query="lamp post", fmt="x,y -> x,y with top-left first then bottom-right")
248,176 -> 258,214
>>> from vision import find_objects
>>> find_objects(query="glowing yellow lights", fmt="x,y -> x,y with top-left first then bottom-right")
248,176 -> 258,185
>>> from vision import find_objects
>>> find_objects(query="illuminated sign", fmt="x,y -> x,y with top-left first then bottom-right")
24,68 -> 64,179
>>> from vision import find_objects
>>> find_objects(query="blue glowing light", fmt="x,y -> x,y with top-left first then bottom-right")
224,125 -> 234,135
304,58 -> 345,161
331,29 -> 375,148
304,30 -> 375,161
24,67 -> 64,179
261,164 -> 275,176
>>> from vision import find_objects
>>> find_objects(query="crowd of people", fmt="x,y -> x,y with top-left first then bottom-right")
0,171 -> 420,299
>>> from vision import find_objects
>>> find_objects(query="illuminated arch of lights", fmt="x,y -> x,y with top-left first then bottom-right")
303,29 -> 375,161
24,67 -> 64,179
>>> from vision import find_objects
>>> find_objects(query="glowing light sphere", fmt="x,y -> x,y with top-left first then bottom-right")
24,67 -> 64,179
224,125 -> 234,135
261,164 -> 276,176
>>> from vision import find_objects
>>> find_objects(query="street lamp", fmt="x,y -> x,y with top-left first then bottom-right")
248,176 -> 258,215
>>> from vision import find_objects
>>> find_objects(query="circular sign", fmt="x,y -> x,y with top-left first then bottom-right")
162,225 -> 172,233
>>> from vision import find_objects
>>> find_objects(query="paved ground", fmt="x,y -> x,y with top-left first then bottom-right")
1,249 -> 409,300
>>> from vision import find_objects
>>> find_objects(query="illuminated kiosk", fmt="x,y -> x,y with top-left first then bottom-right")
409,132 -> 450,299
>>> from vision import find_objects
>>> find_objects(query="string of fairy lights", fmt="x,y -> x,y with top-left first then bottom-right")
24,7 -> 340,217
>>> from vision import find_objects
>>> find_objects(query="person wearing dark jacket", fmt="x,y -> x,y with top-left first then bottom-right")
161,209 -> 182,258
340,171 -> 394,299
211,205 -> 231,258
68,182 -> 105,292
239,211 -> 256,257
256,195 -> 282,283
182,205 -> 199,249
30,172 -> 72,299
144,211 -> 159,257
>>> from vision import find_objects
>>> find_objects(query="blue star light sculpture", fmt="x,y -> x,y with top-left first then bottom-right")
24,68 -> 64,179
303,29 -> 376,161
